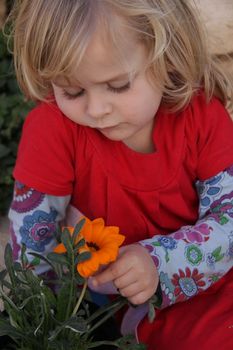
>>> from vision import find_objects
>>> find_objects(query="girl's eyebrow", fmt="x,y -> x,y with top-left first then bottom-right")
54,71 -> 137,88
77,72 -> 134,86
99,72 -> 134,84
55,71 -> 137,86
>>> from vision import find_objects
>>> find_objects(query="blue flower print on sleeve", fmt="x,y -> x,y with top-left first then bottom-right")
19,208 -> 58,252
196,173 -> 224,208
152,237 -> 177,262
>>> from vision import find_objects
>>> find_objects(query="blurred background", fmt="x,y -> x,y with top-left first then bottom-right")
0,0 -> 32,218
0,0 -> 233,236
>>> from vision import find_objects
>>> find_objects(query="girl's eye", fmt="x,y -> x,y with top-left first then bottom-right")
62,89 -> 85,100
61,81 -> 131,99
107,81 -> 131,93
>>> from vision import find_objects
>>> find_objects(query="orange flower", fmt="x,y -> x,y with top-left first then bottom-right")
54,217 -> 125,278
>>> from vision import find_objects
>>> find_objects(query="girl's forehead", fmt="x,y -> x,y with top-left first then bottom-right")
57,28 -> 146,87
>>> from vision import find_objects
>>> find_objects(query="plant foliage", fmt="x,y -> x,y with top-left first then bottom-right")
0,221 -> 146,350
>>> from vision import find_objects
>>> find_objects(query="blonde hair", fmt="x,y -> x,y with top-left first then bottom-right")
8,0 -> 233,112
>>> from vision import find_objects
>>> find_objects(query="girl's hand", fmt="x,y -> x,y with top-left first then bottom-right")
91,244 -> 159,305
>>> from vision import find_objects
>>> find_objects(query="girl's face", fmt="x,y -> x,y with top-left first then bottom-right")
52,30 -> 162,153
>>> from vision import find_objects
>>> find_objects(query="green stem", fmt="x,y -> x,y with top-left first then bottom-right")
87,340 -> 119,348
87,298 -> 127,334
0,286 -> 20,312
72,279 -> 88,316
65,254 -> 75,319
87,296 -> 126,323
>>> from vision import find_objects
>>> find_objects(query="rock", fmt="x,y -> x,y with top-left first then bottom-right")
193,0 -> 233,55
0,0 -> 6,28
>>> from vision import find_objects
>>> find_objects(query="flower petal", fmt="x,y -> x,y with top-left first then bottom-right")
53,243 -> 67,253
77,252 -> 100,277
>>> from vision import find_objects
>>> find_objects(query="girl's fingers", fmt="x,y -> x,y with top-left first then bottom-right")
127,290 -> 151,305
113,268 -> 138,290
91,260 -> 131,286
118,281 -> 144,299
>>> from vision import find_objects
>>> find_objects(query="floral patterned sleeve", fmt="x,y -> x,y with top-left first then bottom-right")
139,165 -> 233,309
8,181 -> 71,274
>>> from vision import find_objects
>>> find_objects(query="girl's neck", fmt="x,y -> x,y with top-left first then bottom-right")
123,120 -> 155,154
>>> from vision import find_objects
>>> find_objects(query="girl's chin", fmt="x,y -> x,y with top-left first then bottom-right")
97,125 -> 126,140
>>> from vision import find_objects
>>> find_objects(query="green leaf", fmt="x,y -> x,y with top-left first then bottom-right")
148,301 -> 156,323
13,262 -> 23,272
20,244 -> 28,267
29,252 -> 55,269
0,319 -> 23,339
75,251 -> 91,264
72,218 -> 86,245
41,285 -> 57,308
1,279 -> 13,290
149,293 -> 162,309
116,335 -> 147,350
4,243 -> 17,290
33,308 -> 45,336
47,252 -> 69,266
23,269 -> 41,292
30,256 -> 41,267
75,274 -> 85,285
48,316 -> 88,341
54,225 -> 63,243
0,286 -> 19,313
61,228 -> 74,260
18,294 -> 40,310
5,302 -> 24,331
0,268 -> 7,282
64,316 -> 88,333
74,238 -> 86,251
56,281 -> 73,322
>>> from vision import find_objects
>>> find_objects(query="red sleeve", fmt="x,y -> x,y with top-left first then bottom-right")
13,102 -> 77,196
192,94 -> 233,180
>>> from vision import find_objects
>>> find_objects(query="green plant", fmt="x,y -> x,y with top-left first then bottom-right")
0,218 -> 146,350
0,26 -> 33,215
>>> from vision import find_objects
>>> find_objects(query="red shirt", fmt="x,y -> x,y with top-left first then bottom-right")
14,93 -> 233,349
14,93 -> 233,245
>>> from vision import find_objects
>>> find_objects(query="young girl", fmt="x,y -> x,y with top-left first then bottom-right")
8,0 -> 233,349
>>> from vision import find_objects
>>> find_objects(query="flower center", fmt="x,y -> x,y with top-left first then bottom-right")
87,242 -> 100,252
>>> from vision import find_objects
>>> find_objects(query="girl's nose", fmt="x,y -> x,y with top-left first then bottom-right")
86,92 -> 112,119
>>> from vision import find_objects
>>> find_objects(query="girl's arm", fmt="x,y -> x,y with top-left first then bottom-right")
8,181 -> 71,274
139,165 -> 233,308
91,165 -> 233,308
